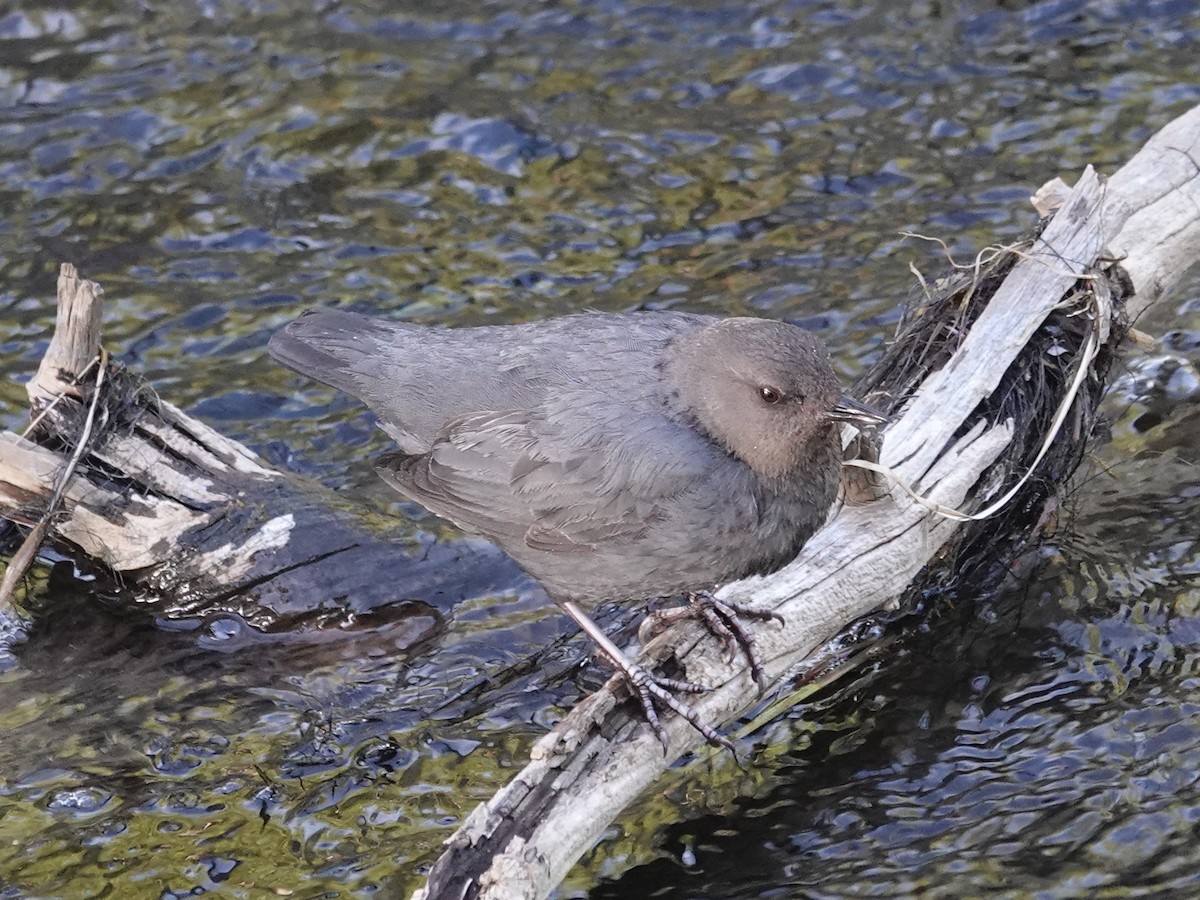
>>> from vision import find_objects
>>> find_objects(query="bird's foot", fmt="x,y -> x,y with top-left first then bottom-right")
558,599 -> 735,754
640,590 -> 784,692
597,652 -> 732,752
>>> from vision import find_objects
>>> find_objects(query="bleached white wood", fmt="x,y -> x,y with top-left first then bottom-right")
0,433 -> 213,570
1106,104 -> 1200,317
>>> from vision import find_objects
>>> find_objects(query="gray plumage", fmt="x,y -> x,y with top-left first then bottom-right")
268,309 -> 852,605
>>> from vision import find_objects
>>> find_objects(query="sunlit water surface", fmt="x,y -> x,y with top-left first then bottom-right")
1,1 -> 1199,897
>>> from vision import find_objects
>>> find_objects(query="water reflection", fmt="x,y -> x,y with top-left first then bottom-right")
1,0 -> 1199,897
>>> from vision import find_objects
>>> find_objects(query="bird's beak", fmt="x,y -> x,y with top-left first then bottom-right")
827,394 -> 890,428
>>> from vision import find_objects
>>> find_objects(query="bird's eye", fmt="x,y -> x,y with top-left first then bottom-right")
759,385 -> 782,404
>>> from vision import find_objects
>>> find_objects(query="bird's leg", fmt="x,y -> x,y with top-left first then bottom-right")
640,590 -> 784,692
558,600 -> 733,753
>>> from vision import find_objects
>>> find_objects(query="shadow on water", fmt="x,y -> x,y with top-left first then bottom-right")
1,0 -> 1200,896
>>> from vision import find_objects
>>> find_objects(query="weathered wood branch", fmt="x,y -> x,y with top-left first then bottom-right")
414,105 -> 1200,899
0,265 -> 528,637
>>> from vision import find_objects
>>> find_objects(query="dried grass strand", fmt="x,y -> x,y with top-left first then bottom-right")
0,349 -> 109,610
846,285 -> 1105,523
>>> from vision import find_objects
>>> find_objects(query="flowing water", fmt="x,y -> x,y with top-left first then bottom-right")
1,1 -> 1199,897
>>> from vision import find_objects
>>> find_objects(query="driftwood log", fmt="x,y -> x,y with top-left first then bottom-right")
0,267 -> 530,641
0,104 -> 1197,898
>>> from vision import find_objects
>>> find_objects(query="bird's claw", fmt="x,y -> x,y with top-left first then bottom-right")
641,590 -> 784,693
563,599 -> 740,754
623,660 -> 733,753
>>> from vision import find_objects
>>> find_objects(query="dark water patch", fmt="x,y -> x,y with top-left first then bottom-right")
1,0 -> 1200,895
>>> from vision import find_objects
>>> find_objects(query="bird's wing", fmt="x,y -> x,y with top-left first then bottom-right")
376,400 -> 716,555
271,309 -> 715,455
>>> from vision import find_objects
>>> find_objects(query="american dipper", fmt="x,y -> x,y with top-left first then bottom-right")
268,309 -> 884,748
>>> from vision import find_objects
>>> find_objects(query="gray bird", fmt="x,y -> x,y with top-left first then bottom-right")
268,309 -> 883,748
